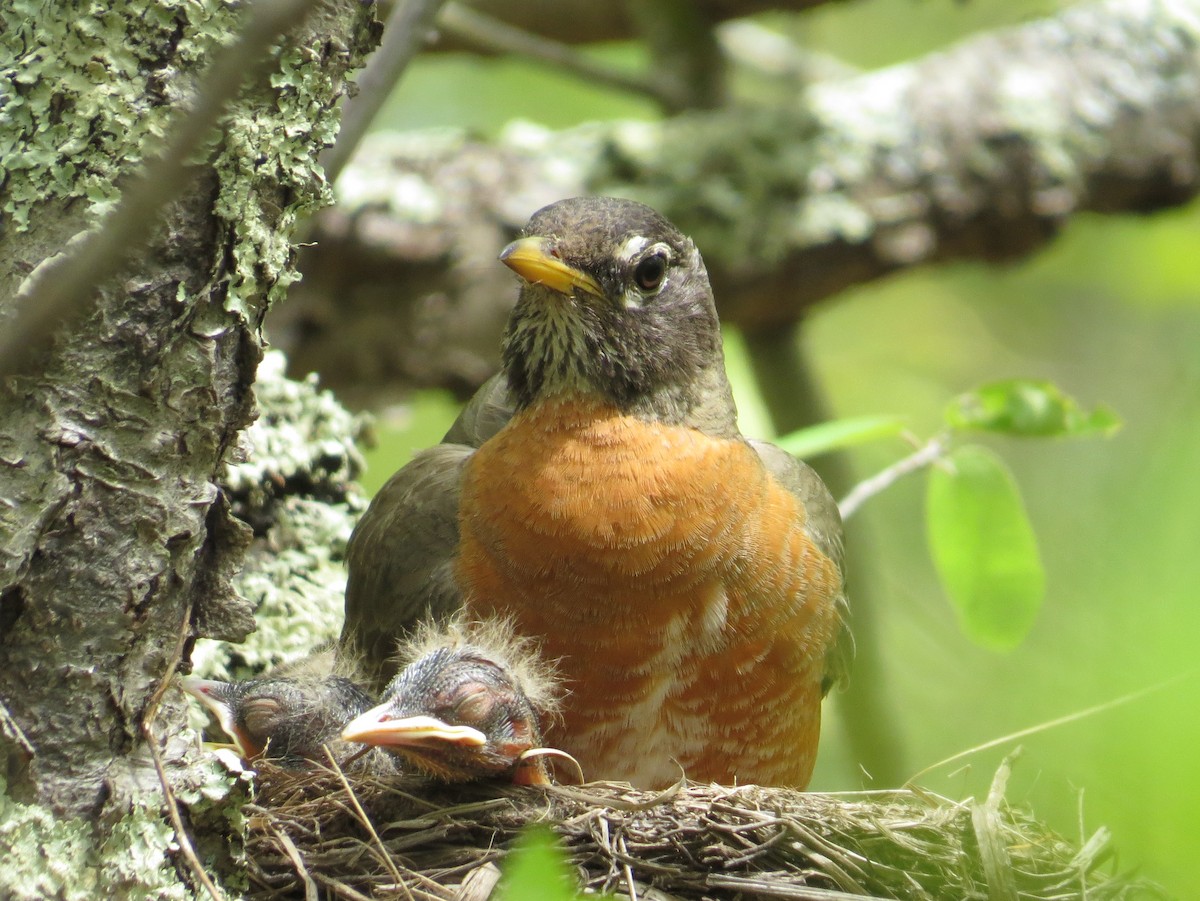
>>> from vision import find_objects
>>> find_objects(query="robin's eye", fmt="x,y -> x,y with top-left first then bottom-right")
451,684 -> 494,724
633,253 -> 668,293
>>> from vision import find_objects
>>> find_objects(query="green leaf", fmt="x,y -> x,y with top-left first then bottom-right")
775,415 -> 907,459
925,445 -> 1044,652
495,826 -> 582,901
945,379 -> 1120,438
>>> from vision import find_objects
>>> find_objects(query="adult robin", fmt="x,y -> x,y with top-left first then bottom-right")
342,196 -> 849,789
340,617 -> 560,784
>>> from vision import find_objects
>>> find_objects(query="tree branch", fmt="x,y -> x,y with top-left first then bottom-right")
839,434 -> 950,522
322,0 -> 451,184
0,0 -> 376,822
423,0 -> 846,51
435,3 -> 664,103
281,0 -> 1200,400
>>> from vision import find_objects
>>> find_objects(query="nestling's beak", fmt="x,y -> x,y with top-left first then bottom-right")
181,676 -> 238,743
181,675 -> 261,757
340,707 -> 488,749
500,236 -> 603,297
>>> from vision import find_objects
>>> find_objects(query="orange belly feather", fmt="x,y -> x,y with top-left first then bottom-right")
456,396 -> 842,788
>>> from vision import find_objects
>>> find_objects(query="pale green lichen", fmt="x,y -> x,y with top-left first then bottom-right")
0,774 -> 195,901
0,0 -> 231,231
1,0 -> 360,323
214,38 -> 351,317
193,351 -> 367,682
176,751 -> 255,896
224,351 -> 367,501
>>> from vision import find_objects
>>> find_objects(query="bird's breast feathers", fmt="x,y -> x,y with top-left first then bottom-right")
455,395 -> 843,785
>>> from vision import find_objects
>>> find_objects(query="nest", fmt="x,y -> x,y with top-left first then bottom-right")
240,757 -> 1157,901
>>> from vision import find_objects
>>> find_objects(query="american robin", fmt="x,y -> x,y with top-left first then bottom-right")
181,671 -> 389,771
340,617 -> 559,784
342,196 -> 849,789
185,620 -> 557,782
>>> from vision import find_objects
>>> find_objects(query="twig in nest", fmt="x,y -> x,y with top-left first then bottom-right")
322,747 -> 411,896
272,827 -> 318,901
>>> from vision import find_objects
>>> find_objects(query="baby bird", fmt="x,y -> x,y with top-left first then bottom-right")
184,619 -> 560,784
181,670 -> 385,770
341,617 -> 560,784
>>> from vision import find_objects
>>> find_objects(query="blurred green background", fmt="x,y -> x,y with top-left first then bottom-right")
339,2 -> 1200,896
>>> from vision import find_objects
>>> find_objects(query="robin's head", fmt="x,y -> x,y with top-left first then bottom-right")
500,197 -> 735,432
341,618 -> 558,783
341,643 -> 550,783
182,674 -> 375,766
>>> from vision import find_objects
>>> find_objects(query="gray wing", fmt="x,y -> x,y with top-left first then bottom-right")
750,439 -> 853,695
341,374 -> 518,687
341,444 -> 472,686
443,373 -> 516,446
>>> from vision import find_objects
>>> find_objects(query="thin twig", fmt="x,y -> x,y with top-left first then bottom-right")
321,0 -> 450,184
1,0 -> 324,379
1077,789 -> 1091,901
618,834 -> 640,901
837,432 -> 950,521
436,2 -> 664,102
0,700 -> 35,762
274,826 -> 320,901
145,735 -> 226,901
312,870 -> 379,901
143,596 -> 226,901
970,752 -> 1020,901
323,746 -> 412,898
703,874 -> 882,900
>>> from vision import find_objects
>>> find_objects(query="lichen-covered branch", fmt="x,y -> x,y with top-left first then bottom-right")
0,0 -> 329,378
0,0 -> 377,892
279,0 -> 1200,401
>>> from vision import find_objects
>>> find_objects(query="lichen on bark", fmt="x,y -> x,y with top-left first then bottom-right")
193,351 -> 367,683
0,0 -> 378,894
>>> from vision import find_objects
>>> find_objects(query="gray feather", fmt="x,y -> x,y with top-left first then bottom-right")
342,443 -> 474,686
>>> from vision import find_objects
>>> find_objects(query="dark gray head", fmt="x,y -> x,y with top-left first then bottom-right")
182,674 -> 374,766
500,197 -> 737,435
340,644 -> 545,783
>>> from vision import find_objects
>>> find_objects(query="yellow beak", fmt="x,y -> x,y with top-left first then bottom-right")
341,709 -> 487,749
499,237 -> 603,297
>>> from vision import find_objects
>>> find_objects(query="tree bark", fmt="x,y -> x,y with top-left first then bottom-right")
279,0 -> 1200,403
0,0 -> 376,890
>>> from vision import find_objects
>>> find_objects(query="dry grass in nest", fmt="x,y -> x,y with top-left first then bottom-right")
242,757 -> 1158,900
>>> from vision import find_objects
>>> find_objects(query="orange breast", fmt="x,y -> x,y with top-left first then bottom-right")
456,396 -> 842,788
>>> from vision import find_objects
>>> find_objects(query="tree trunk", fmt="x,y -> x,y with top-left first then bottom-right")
0,0 -> 376,892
